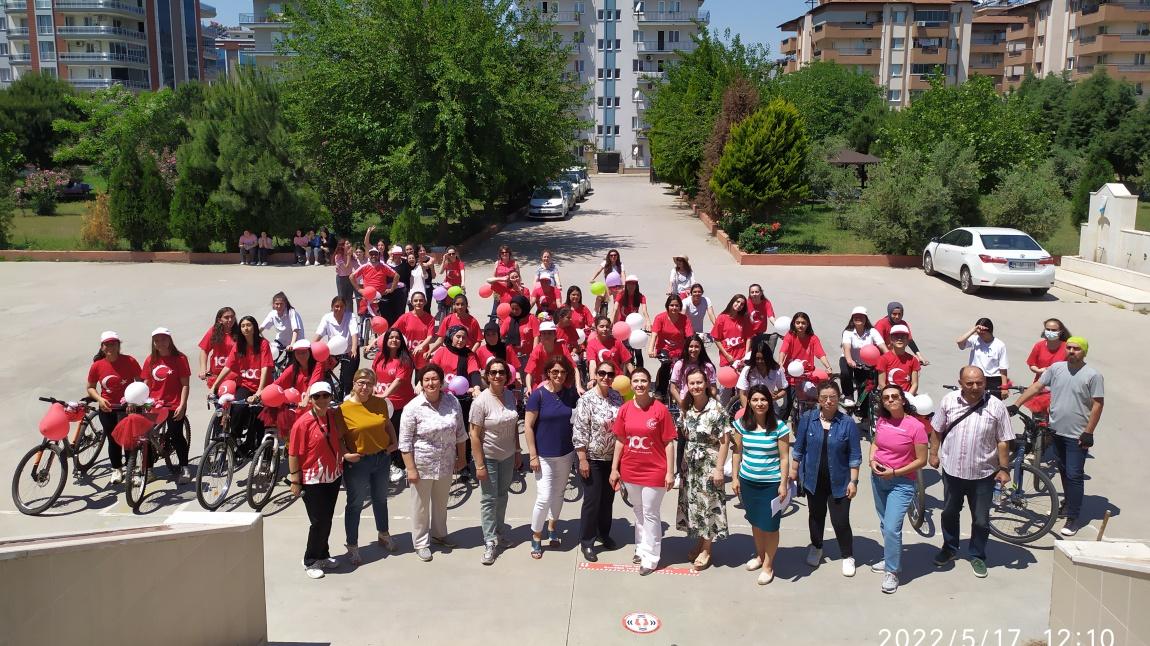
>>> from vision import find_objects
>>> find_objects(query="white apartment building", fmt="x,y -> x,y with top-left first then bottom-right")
532,0 -> 708,170
237,0 -> 288,68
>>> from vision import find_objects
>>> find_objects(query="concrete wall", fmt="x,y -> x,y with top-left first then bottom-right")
0,511 -> 267,646
1078,183 -> 1150,277
1051,541 -> 1150,646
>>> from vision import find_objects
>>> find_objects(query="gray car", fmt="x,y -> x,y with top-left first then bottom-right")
547,181 -> 576,211
529,186 -> 568,220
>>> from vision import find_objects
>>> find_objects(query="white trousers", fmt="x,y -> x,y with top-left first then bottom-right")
531,452 -> 575,533
411,477 -> 451,549
625,483 -> 667,569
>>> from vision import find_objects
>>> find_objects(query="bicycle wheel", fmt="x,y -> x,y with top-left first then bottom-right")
906,470 -> 927,530
73,412 -> 106,473
180,417 -> 192,457
196,440 -> 235,511
11,443 -> 68,516
246,437 -> 280,511
203,414 -> 224,455
989,463 -> 1058,544
124,445 -> 149,510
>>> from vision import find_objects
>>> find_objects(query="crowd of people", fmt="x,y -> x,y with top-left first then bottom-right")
80,241 -> 1105,590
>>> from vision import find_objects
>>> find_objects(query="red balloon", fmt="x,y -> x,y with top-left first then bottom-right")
717,366 -> 739,389
496,303 -> 512,319
362,286 -> 378,302
859,344 -> 882,367
38,404 -> 70,441
261,384 -> 286,408
216,380 -> 237,397
811,369 -> 829,383
283,387 -> 301,405
371,316 -> 389,335
478,284 -> 494,299
612,321 -> 631,342
311,341 -> 331,363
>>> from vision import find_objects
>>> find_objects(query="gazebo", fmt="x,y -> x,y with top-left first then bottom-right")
828,149 -> 881,188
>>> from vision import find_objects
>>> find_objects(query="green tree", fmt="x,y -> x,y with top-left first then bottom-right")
108,147 -> 170,250
1099,103 -> 1150,180
710,98 -> 810,219
0,176 -> 13,249
771,61 -> 885,144
1057,70 -> 1136,152
1071,156 -> 1116,224
169,126 -> 221,252
805,135 -> 851,201
1014,71 -> 1073,144
0,73 -> 80,168
696,76 -> 760,217
0,131 -> 21,180
982,162 -> 1069,243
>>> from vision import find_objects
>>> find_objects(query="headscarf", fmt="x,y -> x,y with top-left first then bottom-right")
504,294 -> 531,347
483,321 -> 508,360
445,325 -> 471,378
886,301 -> 904,317
1066,336 -> 1089,357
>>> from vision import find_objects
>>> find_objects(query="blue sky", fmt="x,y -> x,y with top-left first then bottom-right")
206,0 -> 806,52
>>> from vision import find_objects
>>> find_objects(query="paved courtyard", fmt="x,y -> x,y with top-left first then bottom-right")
0,175 -> 1145,645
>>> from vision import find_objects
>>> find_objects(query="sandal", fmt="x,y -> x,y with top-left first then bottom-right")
686,546 -> 702,563
547,529 -> 561,547
530,538 -> 543,560
692,551 -> 712,571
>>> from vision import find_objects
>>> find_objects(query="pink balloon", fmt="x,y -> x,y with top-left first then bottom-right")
496,303 -> 512,319
612,321 -> 631,342
371,316 -> 389,335
860,344 -> 882,367
811,369 -> 829,383
283,388 -> 301,405
362,286 -> 378,302
260,384 -> 286,408
718,366 -> 739,389
38,404 -> 70,441
478,284 -> 493,299
311,341 -> 331,363
448,375 -> 470,396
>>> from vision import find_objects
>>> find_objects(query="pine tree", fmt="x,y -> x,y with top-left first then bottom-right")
1071,155 -> 1116,224
696,76 -> 760,217
108,147 -> 170,250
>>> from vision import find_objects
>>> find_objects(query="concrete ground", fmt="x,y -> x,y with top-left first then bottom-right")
0,175 -> 1144,645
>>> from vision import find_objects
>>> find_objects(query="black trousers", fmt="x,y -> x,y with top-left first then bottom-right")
579,459 -> 616,544
98,410 -> 127,469
147,417 -> 190,468
302,478 -> 342,563
232,387 -> 265,455
806,475 -> 854,557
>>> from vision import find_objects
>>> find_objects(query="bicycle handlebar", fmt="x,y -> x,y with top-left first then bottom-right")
39,396 -> 96,405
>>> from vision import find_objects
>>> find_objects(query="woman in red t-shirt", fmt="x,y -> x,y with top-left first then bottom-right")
197,306 -> 237,385
215,315 -> 273,455
1024,317 -> 1071,415
86,330 -> 142,483
614,276 -> 651,370
478,322 -> 522,388
488,269 -> 531,305
586,315 -> 634,383
499,295 -> 538,365
373,329 -> 418,430
532,275 -> 562,316
564,286 -> 595,336
590,249 -> 625,318
648,294 -> 694,401
711,294 -> 752,369
609,368 -> 677,574
433,294 -> 483,355
778,312 -> 835,402
141,328 -> 192,481
392,291 -> 437,367
260,340 -> 325,434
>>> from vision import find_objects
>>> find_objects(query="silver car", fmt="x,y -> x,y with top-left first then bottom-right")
566,166 -> 591,195
528,186 -> 568,220
547,181 -> 576,211
560,171 -> 586,200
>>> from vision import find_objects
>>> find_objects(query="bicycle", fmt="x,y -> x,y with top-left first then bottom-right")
10,396 -> 103,516
1005,385 -> 1056,484
246,425 -> 288,511
196,395 -> 262,510
122,406 -> 191,510
840,366 -> 880,440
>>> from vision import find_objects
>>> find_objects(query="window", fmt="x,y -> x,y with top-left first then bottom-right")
0,16 -> 6,32
0,68 -> 11,82
615,67 -> 621,78
574,60 -> 585,72
889,63 -> 902,77
1138,82 -> 1145,96
633,58 -> 640,71
614,125 -> 620,135
633,30 -> 642,42
892,10 -> 907,23
632,116 -> 638,129
1140,23 -> 1150,36
914,9 -> 949,24
1137,53 -> 1148,66
574,1 -> 585,13
1066,57 -> 1075,70
36,14 -> 53,35
597,125 -> 604,135
911,63 -> 939,75
38,40 -> 56,61
669,30 -> 679,42
573,31 -> 585,43
615,9 -> 621,20
614,96 -> 621,107
892,37 -> 905,50
0,43 -> 6,56
946,64 -> 956,76
1098,54 -> 1108,64
615,39 -> 621,49
598,38 -> 604,50
597,9 -> 603,19
1037,35 -> 1045,47
597,96 -> 604,107
597,67 -> 604,79
888,89 -> 902,102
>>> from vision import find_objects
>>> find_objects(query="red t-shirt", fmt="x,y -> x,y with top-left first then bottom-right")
442,259 -> 464,287
438,313 -> 482,346
779,333 -> 826,382
525,343 -> 575,389
492,281 -> 530,304
651,312 -> 694,359
352,262 -> 396,292
394,311 -> 437,349
876,351 -> 921,391
557,324 -> 581,352
288,409 -> 343,484
586,333 -> 632,372
499,315 -> 538,357
492,260 -> 517,279
1026,341 -> 1066,379
141,353 -> 190,407
372,356 -> 416,409
88,355 -> 142,405
613,400 -> 677,487
874,317 -> 914,346
711,313 -> 751,367
273,360 -> 325,394
225,343 -> 274,392
430,346 -> 482,383
614,292 -> 647,319
567,304 -> 595,332
748,298 -> 776,337
477,346 -> 522,385
198,327 -> 235,374
532,285 -> 562,313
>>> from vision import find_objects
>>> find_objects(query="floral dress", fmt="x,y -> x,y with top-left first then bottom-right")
675,398 -> 730,540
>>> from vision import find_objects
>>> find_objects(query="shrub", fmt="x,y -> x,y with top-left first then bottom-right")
80,194 -> 119,250
0,178 -> 12,249
982,161 -> 1069,243
389,208 -> 430,245
718,212 -> 751,240
710,98 -> 811,218
13,167 -> 69,215
736,221 -> 782,254
1071,155 -> 1116,224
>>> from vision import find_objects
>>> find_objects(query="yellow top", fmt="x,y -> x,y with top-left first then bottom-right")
339,396 -> 393,456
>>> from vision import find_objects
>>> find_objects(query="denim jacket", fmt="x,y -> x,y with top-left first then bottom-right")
791,410 -> 862,499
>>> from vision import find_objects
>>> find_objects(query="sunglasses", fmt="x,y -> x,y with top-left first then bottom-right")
312,393 -> 333,400
818,395 -> 839,402
597,370 -> 615,378
487,370 -> 508,377
549,369 -> 567,376
882,394 -> 903,401
353,380 -> 374,387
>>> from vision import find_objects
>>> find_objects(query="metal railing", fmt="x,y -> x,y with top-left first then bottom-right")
9,52 -> 32,62
238,12 -> 290,25
637,40 -> 696,53
3,1 -> 28,9
69,78 -> 150,90
59,51 -> 148,64
835,47 -> 873,56
636,10 -> 709,23
637,69 -> 665,79
542,11 -> 581,23
58,25 -> 147,39
54,0 -> 147,15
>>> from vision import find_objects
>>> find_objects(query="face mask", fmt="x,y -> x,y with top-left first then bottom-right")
1043,330 -> 1061,341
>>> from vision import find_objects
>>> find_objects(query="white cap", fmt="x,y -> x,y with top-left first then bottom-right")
368,247 -> 381,255
539,321 -> 557,332
100,330 -> 121,343
290,340 -> 311,351
390,245 -> 403,255
150,327 -> 172,337
308,382 -> 333,397
851,306 -> 867,317
890,324 -> 911,337
625,274 -> 639,283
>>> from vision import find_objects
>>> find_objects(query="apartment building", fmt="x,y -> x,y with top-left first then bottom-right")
0,0 -> 214,91
779,0 -> 974,107
236,0 -> 287,68
212,24 -> 252,81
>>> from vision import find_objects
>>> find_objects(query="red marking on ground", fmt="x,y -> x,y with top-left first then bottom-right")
578,562 -> 699,576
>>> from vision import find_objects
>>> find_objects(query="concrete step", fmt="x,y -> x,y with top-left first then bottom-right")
1055,268 -> 1150,310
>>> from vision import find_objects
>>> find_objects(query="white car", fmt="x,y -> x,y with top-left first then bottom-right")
547,181 -> 577,211
922,227 -> 1056,296
528,186 -> 568,220
565,166 -> 591,196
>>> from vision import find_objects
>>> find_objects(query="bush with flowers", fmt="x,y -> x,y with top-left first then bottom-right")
736,220 -> 783,254
12,168 -> 70,215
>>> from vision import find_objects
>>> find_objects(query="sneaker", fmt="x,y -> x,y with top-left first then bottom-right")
1058,500 -> 1068,518
881,571 -> 899,594
109,468 -> 124,485
745,556 -> 763,571
633,554 -> 642,565
346,545 -> 362,566
639,566 -> 655,576
842,557 -> 856,577
757,569 -> 775,585
970,558 -> 988,578
304,563 -> 325,579
933,548 -> 957,567
431,536 -> 458,549
871,560 -> 886,573
318,557 -> 339,570
177,466 -> 194,485
416,547 -> 433,562
481,541 -> 497,566
805,545 -> 823,567
390,465 -> 405,483
1060,519 -> 1081,537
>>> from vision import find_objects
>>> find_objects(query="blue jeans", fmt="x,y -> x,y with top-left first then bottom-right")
871,474 -> 917,573
478,456 -> 516,543
344,451 -> 391,546
941,472 -> 994,561
1051,434 -> 1087,520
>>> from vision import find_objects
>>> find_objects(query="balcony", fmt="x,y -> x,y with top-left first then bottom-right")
59,51 -> 149,65
7,26 -> 27,38
57,25 -> 147,40
9,52 -> 32,63
1007,23 -> 1034,41
636,10 -> 709,24
3,0 -> 26,10
542,11 -> 581,24
636,40 -> 696,54
971,60 -> 1006,76
1006,47 -> 1034,64
970,37 -> 1006,54
1077,33 -> 1150,56
238,12 -> 289,26
812,22 -> 881,43
913,47 -> 948,64
69,78 -> 150,90
781,37 -> 797,55
1077,2 -> 1150,28
822,47 -> 880,64
55,0 -> 146,16
637,69 -> 665,79
914,23 -> 951,39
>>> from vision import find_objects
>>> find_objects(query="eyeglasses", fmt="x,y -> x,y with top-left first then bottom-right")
549,369 -> 567,376
882,394 -> 903,401
487,370 -> 508,377
353,380 -> 374,387
597,370 -> 615,378
818,395 -> 839,402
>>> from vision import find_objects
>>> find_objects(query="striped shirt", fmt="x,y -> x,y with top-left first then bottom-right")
735,419 -> 791,482
931,390 -> 1014,480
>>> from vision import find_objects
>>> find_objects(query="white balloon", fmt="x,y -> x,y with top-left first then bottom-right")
628,329 -> 649,349
914,393 -> 935,416
766,320 -> 777,335
625,313 -> 645,331
787,360 -> 805,378
218,393 -> 235,405
576,328 -> 587,344
774,316 -> 792,333
124,382 -> 150,406
327,335 -> 349,355
802,381 -> 817,397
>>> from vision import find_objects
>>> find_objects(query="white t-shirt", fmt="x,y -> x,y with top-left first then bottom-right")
684,296 -> 711,334
737,366 -> 787,394
599,261 -> 625,278
669,269 -> 695,295
536,263 -> 560,286
315,311 -> 359,342
261,308 -> 304,350
841,328 -> 886,363
964,335 -> 1009,377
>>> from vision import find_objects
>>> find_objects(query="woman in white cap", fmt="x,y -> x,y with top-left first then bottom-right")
86,331 -> 142,485
289,381 -> 353,579
141,328 -> 193,483
614,275 -> 650,369
840,306 -> 887,406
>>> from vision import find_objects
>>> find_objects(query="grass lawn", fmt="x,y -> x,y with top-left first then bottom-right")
9,203 -> 91,250
776,203 -> 877,254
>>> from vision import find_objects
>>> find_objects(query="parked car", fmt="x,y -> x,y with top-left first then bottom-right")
922,227 -> 1056,296
561,170 -> 588,200
528,186 -> 568,220
59,181 -> 93,201
567,166 -> 591,195
547,181 -> 576,211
